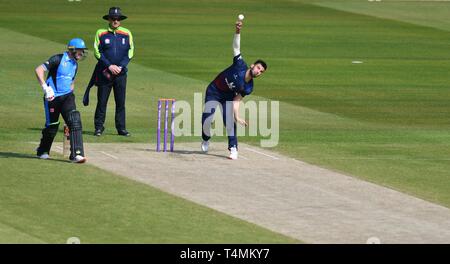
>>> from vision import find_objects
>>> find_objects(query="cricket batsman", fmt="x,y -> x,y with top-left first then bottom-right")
34,38 -> 88,163
201,17 -> 267,160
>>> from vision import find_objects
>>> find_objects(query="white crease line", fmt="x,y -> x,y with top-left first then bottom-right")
244,147 -> 279,160
239,155 -> 249,160
100,151 -> 119,160
54,146 -> 63,151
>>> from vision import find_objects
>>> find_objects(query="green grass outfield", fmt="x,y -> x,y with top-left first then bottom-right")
0,0 -> 449,242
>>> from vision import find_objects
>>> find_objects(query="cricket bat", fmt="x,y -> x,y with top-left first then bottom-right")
63,123 -> 70,158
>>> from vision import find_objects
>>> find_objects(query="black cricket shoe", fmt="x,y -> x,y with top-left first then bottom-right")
117,129 -> 130,137
94,127 -> 104,136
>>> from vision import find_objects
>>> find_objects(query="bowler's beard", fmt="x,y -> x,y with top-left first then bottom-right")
250,67 -> 257,78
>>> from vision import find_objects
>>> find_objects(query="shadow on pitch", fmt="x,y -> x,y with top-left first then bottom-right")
0,152 -> 71,163
172,150 -> 227,159
140,148 -> 227,159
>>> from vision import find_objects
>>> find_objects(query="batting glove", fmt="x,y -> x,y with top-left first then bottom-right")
42,84 -> 55,101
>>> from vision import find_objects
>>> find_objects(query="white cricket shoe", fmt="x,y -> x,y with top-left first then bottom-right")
228,147 -> 238,160
39,153 -> 50,159
72,155 -> 87,164
201,140 -> 209,153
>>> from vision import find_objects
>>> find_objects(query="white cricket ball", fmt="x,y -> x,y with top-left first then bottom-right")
238,14 -> 245,21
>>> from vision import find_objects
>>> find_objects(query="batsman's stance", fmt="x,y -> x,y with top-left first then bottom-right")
34,38 -> 88,163
201,19 -> 267,160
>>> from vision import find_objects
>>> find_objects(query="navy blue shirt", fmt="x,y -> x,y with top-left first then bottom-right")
94,27 -> 134,72
211,54 -> 253,97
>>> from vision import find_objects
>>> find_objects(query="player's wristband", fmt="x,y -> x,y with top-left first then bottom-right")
233,34 -> 241,56
41,84 -> 48,92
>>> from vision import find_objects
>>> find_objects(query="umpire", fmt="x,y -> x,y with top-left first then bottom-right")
91,7 -> 134,136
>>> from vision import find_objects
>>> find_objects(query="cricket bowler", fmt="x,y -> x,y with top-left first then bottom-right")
201,18 -> 267,160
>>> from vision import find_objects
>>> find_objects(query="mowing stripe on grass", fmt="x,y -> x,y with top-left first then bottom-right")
314,0 -> 450,32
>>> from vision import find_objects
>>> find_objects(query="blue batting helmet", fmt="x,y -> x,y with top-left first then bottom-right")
67,38 -> 87,50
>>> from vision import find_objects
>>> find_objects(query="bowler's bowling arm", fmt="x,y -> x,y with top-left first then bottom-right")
233,21 -> 242,56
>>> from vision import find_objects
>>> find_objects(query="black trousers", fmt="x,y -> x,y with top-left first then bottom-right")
94,74 -> 127,131
38,93 -> 76,154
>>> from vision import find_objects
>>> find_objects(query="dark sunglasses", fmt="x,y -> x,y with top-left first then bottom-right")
110,17 -> 121,21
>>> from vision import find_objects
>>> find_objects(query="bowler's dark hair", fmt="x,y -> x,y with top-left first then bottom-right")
253,59 -> 267,70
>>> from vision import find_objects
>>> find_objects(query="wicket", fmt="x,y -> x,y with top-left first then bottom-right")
156,98 -> 176,152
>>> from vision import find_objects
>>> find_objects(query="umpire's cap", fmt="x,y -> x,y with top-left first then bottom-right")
103,7 -> 127,21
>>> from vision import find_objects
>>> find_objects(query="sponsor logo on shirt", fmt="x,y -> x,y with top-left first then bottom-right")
225,78 -> 236,90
